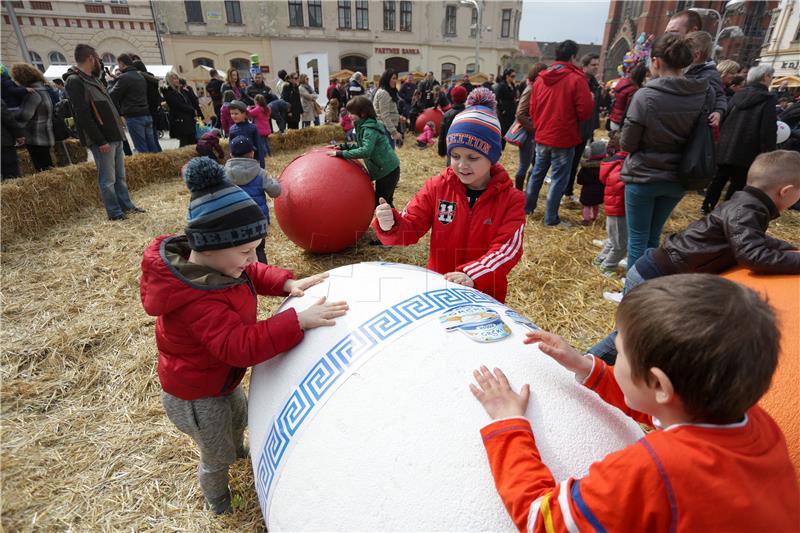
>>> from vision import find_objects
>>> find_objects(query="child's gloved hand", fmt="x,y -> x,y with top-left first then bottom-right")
284,272 -> 329,297
375,198 -> 394,231
297,296 -> 349,330
524,331 -> 593,382
444,271 -> 474,287
469,365 -> 530,420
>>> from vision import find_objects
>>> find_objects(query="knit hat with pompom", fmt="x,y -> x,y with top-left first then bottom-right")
447,88 -> 502,164
182,156 -> 267,251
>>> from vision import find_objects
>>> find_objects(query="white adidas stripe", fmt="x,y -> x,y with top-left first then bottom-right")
464,224 -> 524,279
462,226 -> 521,276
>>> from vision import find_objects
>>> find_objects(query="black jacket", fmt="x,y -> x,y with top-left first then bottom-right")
107,66 -> 149,117
438,103 -> 465,156
246,82 -> 275,103
494,80 -> 517,124
579,75 -> 602,141
139,70 -> 162,115
206,78 -> 223,105
281,83 -> 302,119
63,66 -> 125,146
685,61 -> 727,116
1,99 -> 24,147
653,186 -> 799,275
161,86 -> 197,139
717,83 -> 777,169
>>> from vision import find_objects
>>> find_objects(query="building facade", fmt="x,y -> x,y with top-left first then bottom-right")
600,0 -> 776,81
759,0 -> 800,77
506,40 -> 601,80
1,0 -> 161,72
151,0 -> 521,86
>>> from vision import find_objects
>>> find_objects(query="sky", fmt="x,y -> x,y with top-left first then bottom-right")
519,0 -> 611,44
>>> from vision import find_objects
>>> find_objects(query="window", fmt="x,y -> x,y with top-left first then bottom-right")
383,0 -> 395,31
501,9 -> 511,38
230,57 -> 250,81
470,7 -> 477,37
48,51 -> 68,65
111,5 -> 130,14
225,1 -> 242,23
101,52 -> 117,65
308,0 -> 322,27
338,0 -> 351,28
384,56 -> 408,73
341,55 -> 367,75
110,0 -> 129,3
29,51 -> 45,72
30,2 -> 53,10
355,0 -> 368,29
465,62 -> 476,74
192,57 -> 215,68
399,0 -> 411,31
288,0 -> 304,26
185,0 -> 203,23
441,62 -> 456,82
84,3 -> 105,13
444,5 -> 457,36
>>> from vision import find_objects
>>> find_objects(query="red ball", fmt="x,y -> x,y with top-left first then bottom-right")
415,108 -> 444,136
275,148 -> 375,253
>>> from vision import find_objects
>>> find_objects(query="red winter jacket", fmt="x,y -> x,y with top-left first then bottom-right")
529,61 -> 594,148
609,77 -> 637,126
599,152 -> 627,217
373,165 -> 526,302
140,235 -> 304,400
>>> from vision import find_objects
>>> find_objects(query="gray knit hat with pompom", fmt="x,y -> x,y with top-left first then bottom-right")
182,156 -> 267,251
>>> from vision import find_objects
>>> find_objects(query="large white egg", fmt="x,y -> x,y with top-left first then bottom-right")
249,262 -> 642,531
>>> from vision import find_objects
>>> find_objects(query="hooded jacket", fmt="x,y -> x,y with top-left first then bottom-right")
620,76 -> 711,184
107,66 -> 150,117
608,77 -> 637,126
373,164 -> 526,303
652,186 -> 799,275
140,235 -> 303,400
336,117 -> 400,180
224,157 -> 281,222
529,61 -> 594,148
685,60 -> 727,116
63,67 -> 125,147
717,83 -> 777,169
599,152 -> 627,217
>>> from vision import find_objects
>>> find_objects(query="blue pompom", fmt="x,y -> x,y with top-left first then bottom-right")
183,156 -> 227,192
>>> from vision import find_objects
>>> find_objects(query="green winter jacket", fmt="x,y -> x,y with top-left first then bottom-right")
337,117 -> 400,180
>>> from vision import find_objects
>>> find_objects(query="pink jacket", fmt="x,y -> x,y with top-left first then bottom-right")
416,125 -> 434,145
247,104 -> 272,137
220,103 -> 233,135
340,113 -> 354,131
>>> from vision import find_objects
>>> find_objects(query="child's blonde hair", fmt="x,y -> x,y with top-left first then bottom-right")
747,150 -> 800,191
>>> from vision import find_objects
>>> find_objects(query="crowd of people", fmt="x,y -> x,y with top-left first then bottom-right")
2,20 -> 800,528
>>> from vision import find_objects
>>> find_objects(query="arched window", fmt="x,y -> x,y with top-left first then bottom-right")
441,62 -> 456,82
604,39 -> 630,82
29,51 -> 45,72
465,63 -> 477,75
340,55 -> 367,76
48,51 -> 68,65
230,57 -> 250,82
384,56 -> 409,74
101,52 -> 117,65
192,57 -> 215,68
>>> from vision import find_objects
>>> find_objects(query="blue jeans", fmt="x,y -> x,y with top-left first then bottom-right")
524,144 -> 574,225
514,133 -> 535,191
150,114 -> 162,153
90,141 -> 136,218
625,181 -> 685,267
586,262 -> 648,364
126,115 -> 158,153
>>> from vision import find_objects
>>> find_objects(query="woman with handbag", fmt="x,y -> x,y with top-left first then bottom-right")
374,68 -> 403,149
620,33 -> 712,267
512,63 -> 548,191
298,74 -> 319,128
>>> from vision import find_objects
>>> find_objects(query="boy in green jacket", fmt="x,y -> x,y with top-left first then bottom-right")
327,96 -> 401,207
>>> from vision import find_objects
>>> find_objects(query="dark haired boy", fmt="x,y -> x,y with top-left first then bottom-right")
228,100 -> 265,168
470,274 -> 799,532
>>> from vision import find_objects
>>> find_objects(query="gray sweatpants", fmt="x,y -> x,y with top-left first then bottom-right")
596,215 -> 627,269
161,386 -> 247,507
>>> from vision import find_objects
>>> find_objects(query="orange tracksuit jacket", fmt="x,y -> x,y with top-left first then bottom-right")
481,357 -> 800,533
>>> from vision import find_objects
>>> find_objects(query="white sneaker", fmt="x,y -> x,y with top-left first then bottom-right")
592,239 -> 606,248
619,257 -> 628,269
603,291 -> 623,303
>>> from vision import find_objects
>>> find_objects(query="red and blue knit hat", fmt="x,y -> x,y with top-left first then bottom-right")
446,90 -> 502,164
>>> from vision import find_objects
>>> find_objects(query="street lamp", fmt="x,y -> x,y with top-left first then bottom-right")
460,0 -> 481,75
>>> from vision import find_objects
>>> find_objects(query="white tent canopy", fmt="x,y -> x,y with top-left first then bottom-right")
43,64 -> 174,80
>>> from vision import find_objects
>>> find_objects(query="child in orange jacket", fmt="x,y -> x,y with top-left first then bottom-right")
470,274 -> 799,532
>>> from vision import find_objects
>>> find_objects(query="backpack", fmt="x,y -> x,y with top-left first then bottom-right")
52,98 -> 72,142
678,90 -> 716,190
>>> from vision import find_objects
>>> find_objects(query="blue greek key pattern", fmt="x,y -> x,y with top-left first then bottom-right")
256,287 -> 501,520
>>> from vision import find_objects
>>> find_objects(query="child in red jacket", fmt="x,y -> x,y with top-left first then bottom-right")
470,274 -> 799,533
594,138 -> 628,277
140,157 -> 348,514
373,93 -> 526,303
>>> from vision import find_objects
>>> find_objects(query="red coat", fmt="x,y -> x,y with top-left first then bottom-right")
609,77 -> 636,126
373,165 -> 525,303
140,235 -> 304,400
529,61 -> 593,148
481,357 -> 800,533
599,152 -> 627,217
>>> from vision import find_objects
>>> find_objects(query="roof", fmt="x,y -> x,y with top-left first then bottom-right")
518,41 -> 541,57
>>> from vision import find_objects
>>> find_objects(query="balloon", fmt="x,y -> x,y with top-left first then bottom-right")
776,121 -> 791,144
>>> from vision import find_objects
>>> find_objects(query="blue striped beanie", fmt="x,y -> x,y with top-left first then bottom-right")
446,105 -> 503,165
182,157 -> 267,251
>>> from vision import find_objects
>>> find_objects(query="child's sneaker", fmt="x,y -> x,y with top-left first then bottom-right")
595,264 -> 619,278
592,255 -> 604,266
592,239 -> 606,248
618,257 -> 628,269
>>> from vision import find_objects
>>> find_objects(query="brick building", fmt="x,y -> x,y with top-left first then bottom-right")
600,0 -> 776,81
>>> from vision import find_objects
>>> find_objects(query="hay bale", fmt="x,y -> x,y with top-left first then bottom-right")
0,126 -> 344,245
16,139 -> 88,176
